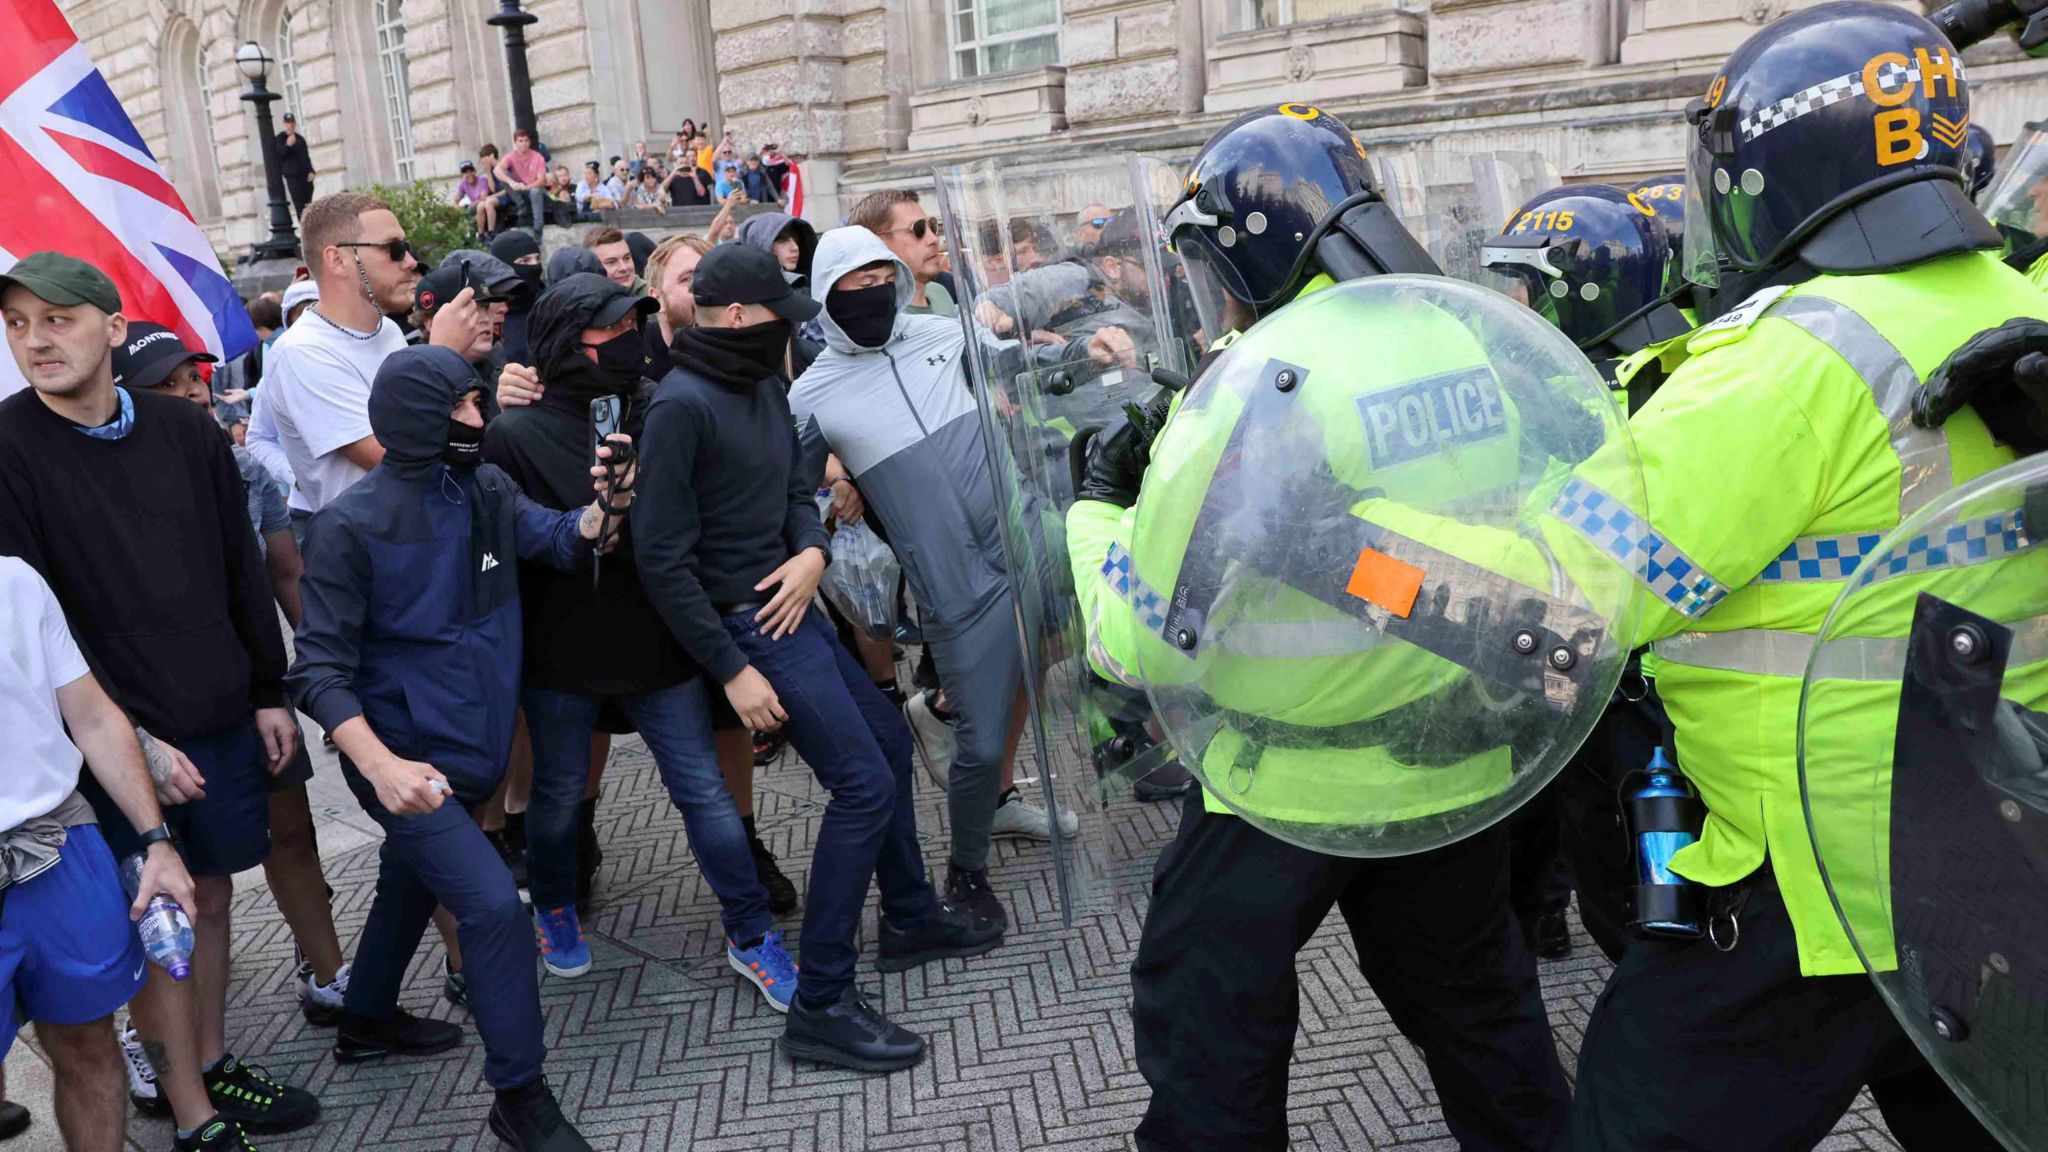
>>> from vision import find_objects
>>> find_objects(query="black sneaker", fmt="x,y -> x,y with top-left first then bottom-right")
779,988 -> 925,1073
1133,759 -> 1195,803
488,1077 -> 592,1152
576,800 -> 602,907
750,835 -> 800,916
752,730 -> 787,766
443,960 -> 470,1009
945,865 -> 1008,933
0,1099 -> 29,1140
488,826 -> 529,890
334,1008 -> 464,1064
1534,910 -> 1573,960
173,1117 -> 257,1152
204,1055 -> 320,1133
876,899 -> 1003,973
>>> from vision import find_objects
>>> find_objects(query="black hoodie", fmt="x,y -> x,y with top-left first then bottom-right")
484,276 -> 696,694
289,346 -> 594,793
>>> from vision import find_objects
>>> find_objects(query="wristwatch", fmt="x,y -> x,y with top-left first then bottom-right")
135,823 -> 175,851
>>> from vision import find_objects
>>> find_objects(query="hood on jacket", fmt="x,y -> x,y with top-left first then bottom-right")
810,226 -> 916,355
490,231 -> 542,267
528,273 -> 654,403
369,345 -> 479,477
626,231 -> 657,278
547,246 -> 605,285
441,248 -> 523,301
737,212 -> 819,282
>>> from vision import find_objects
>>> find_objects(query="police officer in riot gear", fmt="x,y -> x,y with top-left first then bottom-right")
1070,103 -> 1576,1152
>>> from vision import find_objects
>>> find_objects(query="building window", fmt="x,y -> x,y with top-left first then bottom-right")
278,6 -> 305,121
159,17 -> 222,218
374,0 -> 417,181
949,0 -> 1060,80
1236,0 -> 1383,30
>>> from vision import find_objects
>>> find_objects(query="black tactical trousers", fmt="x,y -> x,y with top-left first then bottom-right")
1571,872 -> 2001,1151
1132,794 -> 1571,1151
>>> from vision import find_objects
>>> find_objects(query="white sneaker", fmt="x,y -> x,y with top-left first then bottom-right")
120,1025 -> 167,1115
991,790 -> 1080,841
905,692 -> 956,788
302,961 -> 350,1026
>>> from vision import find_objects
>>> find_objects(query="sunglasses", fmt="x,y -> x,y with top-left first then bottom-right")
1085,216 -> 1115,228
337,239 -> 414,264
893,218 -> 939,241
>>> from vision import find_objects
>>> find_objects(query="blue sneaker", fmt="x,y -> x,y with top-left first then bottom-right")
533,905 -> 592,977
728,930 -> 798,1013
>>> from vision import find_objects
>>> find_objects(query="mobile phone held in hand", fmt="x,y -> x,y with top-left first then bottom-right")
590,394 -> 622,466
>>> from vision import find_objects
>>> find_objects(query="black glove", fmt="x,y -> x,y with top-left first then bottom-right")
1917,318 -> 2048,454
1076,389 -> 1173,509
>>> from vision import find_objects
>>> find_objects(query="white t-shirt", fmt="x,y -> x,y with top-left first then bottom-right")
265,308 -> 406,513
0,556 -> 91,832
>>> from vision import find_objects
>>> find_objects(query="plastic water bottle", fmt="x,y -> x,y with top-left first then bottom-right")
1629,747 -> 1704,938
120,853 -> 195,981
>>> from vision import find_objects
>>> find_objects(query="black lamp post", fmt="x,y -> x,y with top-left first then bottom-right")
235,40 -> 300,263
488,0 -> 541,148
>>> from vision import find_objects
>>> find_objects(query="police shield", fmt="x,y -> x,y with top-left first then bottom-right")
932,153 -> 1193,918
1979,121 -> 2048,264
1800,454 -> 2048,1149
1126,273 -> 1642,857
1375,148 -> 1560,288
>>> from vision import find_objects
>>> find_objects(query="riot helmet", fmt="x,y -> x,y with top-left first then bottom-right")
1962,121 -> 1999,199
1626,173 -> 1688,280
1979,119 -> 2048,252
1160,103 -> 1438,337
1481,184 -> 1688,354
1681,0 -> 1999,286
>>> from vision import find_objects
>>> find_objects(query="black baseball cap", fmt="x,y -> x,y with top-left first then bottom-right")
692,244 -> 821,322
415,263 -> 508,314
586,276 -> 660,328
282,111 -> 296,123
112,321 -> 215,390
0,251 -> 121,315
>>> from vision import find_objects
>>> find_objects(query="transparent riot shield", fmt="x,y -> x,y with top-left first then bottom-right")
1127,274 -> 1642,857
1978,121 -> 2048,260
1375,148 -> 1560,289
933,153 -> 1193,920
1801,454 -> 2048,1149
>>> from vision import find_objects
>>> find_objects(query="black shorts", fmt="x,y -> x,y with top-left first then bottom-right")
88,717 -> 271,876
267,731 -> 316,792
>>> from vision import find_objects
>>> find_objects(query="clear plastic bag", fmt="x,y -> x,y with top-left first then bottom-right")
821,519 -> 900,640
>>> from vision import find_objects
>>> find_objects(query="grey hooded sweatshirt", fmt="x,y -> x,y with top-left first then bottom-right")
792,226 -> 1015,641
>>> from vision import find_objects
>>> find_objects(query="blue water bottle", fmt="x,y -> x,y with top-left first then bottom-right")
120,853 -> 195,981
1626,747 -> 1706,939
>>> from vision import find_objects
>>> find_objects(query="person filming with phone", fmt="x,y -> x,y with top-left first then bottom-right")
288,329 -> 632,1151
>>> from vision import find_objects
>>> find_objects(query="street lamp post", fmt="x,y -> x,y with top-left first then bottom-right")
488,0 -> 541,147
235,40 -> 300,263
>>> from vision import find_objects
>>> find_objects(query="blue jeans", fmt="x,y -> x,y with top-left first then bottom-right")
723,610 -> 937,1007
339,758 -> 543,1090
521,681 -> 772,942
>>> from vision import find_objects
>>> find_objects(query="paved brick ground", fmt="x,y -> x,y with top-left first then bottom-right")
61,727 -> 1905,1151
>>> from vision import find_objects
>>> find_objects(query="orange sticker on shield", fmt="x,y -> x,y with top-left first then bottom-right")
1346,547 -> 1424,618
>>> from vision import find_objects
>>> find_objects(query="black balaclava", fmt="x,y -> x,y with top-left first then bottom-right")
369,346 -> 490,480
444,406 -> 485,469
585,330 -> 649,393
826,283 -> 896,348
671,317 -> 792,387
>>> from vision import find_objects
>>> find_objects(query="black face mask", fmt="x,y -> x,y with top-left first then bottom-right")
444,417 -> 485,469
514,263 -> 543,290
583,330 -> 649,391
827,282 -> 897,348
672,317 -> 792,385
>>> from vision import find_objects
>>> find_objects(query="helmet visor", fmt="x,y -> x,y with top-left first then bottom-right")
1979,125 -> 2048,247
1173,227 -> 1258,348
1681,131 -> 1722,288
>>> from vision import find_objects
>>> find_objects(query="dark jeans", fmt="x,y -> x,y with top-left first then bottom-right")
1133,795 -> 1570,1152
339,757 -> 543,1090
522,681 -> 771,941
722,610 -> 937,1007
1571,873 -> 2000,1151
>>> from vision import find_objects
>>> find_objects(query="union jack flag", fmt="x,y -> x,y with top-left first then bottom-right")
0,0 -> 255,395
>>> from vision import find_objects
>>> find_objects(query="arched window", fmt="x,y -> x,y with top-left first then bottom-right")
374,0 -> 416,181
159,17 -> 222,218
278,6 -> 304,121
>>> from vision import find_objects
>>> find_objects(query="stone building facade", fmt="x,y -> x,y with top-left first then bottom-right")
57,0 -> 2048,258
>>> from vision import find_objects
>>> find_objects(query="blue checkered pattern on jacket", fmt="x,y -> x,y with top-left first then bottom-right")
1101,542 -> 1169,634
1550,477 -> 1726,619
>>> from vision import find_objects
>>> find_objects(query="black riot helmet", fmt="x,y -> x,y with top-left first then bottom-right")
1962,121 -> 1999,199
1481,185 -> 1690,355
1626,174 -> 1688,287
1161,103 -> 1438,336
1681,0 -> 2000,287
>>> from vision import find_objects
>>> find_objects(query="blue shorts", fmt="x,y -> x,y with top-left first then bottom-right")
0,825 -> 146,1056
91,718 -> 272,876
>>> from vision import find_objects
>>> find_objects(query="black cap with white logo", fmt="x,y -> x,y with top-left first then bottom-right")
112,322 -> 215,391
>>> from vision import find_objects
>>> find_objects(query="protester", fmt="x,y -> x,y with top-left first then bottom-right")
846,191 -> 953,314
1072,202 -> 1112,249
493,129 -> 550,239
276,112 -> 316,221
547,246 -> 604,286
586,227 -> 642,292
412,263 -> 508,383
244,279 -> 320,496
633,243 -> 1001,1072
0,252 -> 317,1148
210,295 -> 278,435
490,230 -> 545,365
734,212 -> 822,375
0,553 -> 198,1152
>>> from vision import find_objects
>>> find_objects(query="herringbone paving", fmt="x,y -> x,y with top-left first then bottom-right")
106,734 -> 1901,1151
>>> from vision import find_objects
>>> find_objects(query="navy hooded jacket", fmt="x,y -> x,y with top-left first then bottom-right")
289,346 -> 593,791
